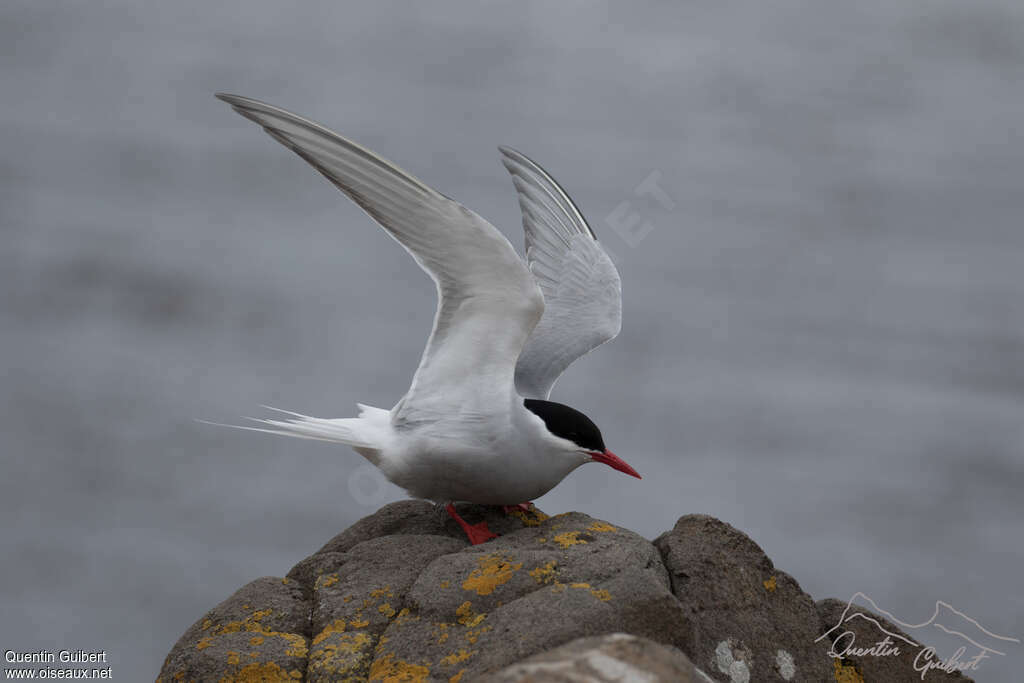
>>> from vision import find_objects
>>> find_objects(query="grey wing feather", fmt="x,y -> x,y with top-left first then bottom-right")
499,147 -> 622,399
218,94 -> 543,426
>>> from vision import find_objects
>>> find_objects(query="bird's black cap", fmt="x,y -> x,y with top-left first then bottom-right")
524,399 -> 606,452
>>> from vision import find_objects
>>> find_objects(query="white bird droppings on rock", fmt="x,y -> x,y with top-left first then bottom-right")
776,649 -> 796,680
714,640 -> 751,683
512,652 -> 658,683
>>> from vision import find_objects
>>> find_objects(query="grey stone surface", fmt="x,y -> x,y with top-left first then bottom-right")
653,514 -> 839,682
157,576 -> 310,683
304,535 -> 465,681
375,511 -> 690,681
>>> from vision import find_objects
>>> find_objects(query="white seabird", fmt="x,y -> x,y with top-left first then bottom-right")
214,94 -> 639,543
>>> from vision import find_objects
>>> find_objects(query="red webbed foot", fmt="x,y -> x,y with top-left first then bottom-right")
445,502 -> 498,545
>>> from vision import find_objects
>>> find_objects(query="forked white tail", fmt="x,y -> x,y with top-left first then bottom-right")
201,404 -> 390,464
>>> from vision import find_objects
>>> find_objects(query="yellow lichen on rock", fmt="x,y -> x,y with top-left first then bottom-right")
465,625 -> 491,644
588,521 -> 617,532
332,632 -> 372,654
763,575 -> 777,592
196,607 -> 310,670
312,619 -> 347,646
461,554 -> 523,595
552,531 -> 587,548
439,648 -> 475,666
281,637 -> 306,659
309,632 -> 373,680
350,618 -> 369,628
449,669 -> 466,683
378,602 -> 397,618
368,652 -> 430,683
198,610 -> 308,660
454,602 -> 486,628
218,661 -> 299,683
566,582 -> 612,601
529,560 -> 558,585
318,574 -> 340,589
832,659 -> 865,683
394,608 -> 418,626
506,506 -> 550,526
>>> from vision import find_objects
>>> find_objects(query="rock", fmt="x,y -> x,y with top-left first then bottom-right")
372,510 -> 690,681
478,633 -> 706,682
653,514 -> 844,683
157,576 -> 310,683
304,535 -> 466,680
817,598 -> 974,683
160,504 -> 975,682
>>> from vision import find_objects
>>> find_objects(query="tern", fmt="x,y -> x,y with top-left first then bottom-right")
214,94 -> 640,544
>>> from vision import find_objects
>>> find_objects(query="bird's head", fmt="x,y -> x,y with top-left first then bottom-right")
524,399 -> 641,479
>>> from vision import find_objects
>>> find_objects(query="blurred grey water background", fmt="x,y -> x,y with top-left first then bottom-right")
2,1 -> 1022,680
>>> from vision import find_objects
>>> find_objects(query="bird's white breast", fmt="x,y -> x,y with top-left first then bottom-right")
377,404 -> 585,504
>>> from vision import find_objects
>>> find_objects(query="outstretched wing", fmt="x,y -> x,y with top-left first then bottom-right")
499,147 -> 621,400
218,95 -> 543,426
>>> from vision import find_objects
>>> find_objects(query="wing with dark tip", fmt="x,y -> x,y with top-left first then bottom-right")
499,147 -> 622,399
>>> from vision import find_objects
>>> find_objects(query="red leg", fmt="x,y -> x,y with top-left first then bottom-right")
445,503 -> 498,545
502,502 -> 534,514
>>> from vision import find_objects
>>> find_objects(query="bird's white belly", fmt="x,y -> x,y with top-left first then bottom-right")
378,432 -> 578,505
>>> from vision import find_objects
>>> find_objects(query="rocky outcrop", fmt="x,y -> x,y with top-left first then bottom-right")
653,515 -> 833,682
159,502 -> 973,682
